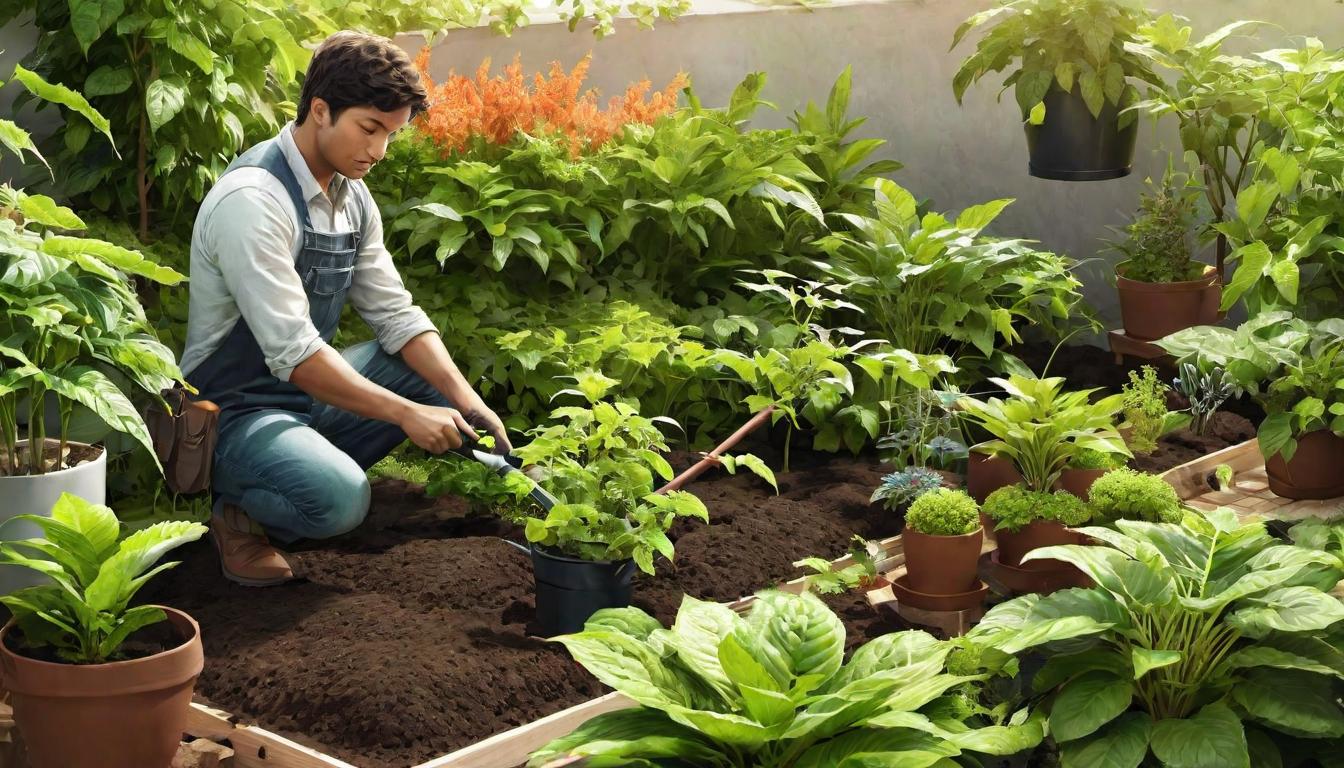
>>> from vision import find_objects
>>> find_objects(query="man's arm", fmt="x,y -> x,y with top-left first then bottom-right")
289,346 -> 479,454
398,331 -> 513,453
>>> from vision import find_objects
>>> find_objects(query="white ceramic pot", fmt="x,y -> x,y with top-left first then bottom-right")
0,440 -> 107,594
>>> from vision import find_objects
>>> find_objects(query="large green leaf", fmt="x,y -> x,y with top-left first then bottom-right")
68,0 -> 122,52
745,590 -> 845,697
551,631 -> 687,709
51,492 -> 120,561
42,366 -> 157,470
1049,671 -> 1133,742
0,119 -> 46,168
145,77 -> 188,134
1059,711 -> 1153,768
1149,701 -> 1249,768
668,596 -> 741,700
792,728 -> 961,768
1226,587 -> 1344,639
11,65 -> 116,154
17,193 -> 85,231
82,520 -> 206,614
1231,668 -> 1344,738
42,236 -> 185,285
526,708 -> 723,767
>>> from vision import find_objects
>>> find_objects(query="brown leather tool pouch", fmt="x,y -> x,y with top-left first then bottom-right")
145,388 -> 219,495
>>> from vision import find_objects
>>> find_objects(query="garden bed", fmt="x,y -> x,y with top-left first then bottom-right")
135,417 -> 1249,768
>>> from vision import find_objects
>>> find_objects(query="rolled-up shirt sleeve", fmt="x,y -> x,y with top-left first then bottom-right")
207,188 -> 325,382
348,184 -> 438,354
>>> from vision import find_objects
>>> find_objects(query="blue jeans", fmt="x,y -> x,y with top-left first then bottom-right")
211,341 -> 450,543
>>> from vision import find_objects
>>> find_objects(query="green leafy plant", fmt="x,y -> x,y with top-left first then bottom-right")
0,493 -> 206,664
424,451 -> 535,519
966,507 -> 1344,768
870,466 -> 944,512
529,589 -> 1045,767
1213,464 -> 1235,492
1069,448 -> 1125,471
6,0 -> 322,238
951,0 -> 1158,127
1109,170 -> 1205,283
1087,468 -> 1183,524
957,375 -> 1130,491
1121,365 -> 1173,455
793,536 -> 882,595
982,486 -> 1090,533
816,178 -> 1091,378
510,392 -> 775,574
876,389 -> 966,470
1159,313 -> 1344,462
905,488 -> 980,537
1173,361 -> 1235,437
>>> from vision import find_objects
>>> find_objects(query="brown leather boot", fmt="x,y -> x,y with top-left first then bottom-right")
209,502 -> 294,587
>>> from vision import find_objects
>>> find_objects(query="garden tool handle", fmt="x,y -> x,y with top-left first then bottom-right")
450,430 -> 521,474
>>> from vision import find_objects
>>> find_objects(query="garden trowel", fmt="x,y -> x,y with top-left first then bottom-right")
452,433 -> 560,511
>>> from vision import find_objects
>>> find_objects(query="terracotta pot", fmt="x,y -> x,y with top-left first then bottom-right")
1116,264 -> 1221,342
965,448 -> 1022,505
1055,468 -> 1106,500
1,606 -> 203,768
1266,430 -> 1344,500
995,520 -> 1077,570
902,526 -> 984,595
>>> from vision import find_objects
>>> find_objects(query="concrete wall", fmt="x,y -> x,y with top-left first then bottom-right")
403,0 -> 1344,337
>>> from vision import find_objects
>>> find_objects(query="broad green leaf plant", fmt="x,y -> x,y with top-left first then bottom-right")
966,508 -> 1344,768
0,71 -> 186,477
816,178 -> 1091,379
530,590 -> 1046,767
1159,313 -> 1344,463
951,0 -> 1159,127
0,492 -> 206,664
957,374 -> 1130,492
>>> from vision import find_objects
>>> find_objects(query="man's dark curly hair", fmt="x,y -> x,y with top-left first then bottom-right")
297,32 -> 428,125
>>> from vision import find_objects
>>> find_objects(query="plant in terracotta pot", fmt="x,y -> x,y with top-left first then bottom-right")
952,0 -> 1160,180
1107,170 -> 1220,341
958,374 -> 1130,502
982,485 -> 1091,570
1058,447 -> 1126,499
1087,467 -> 1184,524
0,492 -> 207,768
902,488 -> 983,595
1160,313 -> 1344,499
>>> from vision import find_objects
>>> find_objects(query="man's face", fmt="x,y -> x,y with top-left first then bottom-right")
312,100 -> 412,181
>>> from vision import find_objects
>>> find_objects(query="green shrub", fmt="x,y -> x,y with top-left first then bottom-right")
1088,468 -> 1184,524
905,488 -> 980,536
983,486 -> 1090,533
1069,447 -> 1125,471
1121,365 -> 1171,456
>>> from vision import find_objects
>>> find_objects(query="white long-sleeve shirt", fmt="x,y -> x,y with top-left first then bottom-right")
179,123 -> 436,382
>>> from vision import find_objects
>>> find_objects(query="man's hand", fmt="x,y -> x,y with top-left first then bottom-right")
462,402 -> 513,454
398,402 -> 477,454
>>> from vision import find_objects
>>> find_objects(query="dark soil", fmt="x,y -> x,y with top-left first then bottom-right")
1129,410 -> 1256,474
140,446 -> 896,768
3,616 -> 183,664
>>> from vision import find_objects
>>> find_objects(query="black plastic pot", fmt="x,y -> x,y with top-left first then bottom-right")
1024,86 -> 1137,181
529,544 -> 636,636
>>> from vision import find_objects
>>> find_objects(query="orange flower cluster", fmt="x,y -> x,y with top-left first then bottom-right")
413,49 -> 689,156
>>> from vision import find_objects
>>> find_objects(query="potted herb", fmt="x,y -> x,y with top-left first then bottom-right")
902,488 -> 983,596
1160,314 -> 1344,499
0,189 -> 186,594
968,510 -> 1344,768
1109,171 -> 1220,340
529,590 -> 1044,767
511,398 -> 776,634
1058,447 -> 1126,499
982,485 -> 1090,570
952,0 -> 1159,180
958,375 -> 1129,502
1087,467 -> 1183,524
0,493 -> 207,768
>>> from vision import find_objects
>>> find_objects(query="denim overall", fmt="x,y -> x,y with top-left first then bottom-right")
188,139 -> 449,542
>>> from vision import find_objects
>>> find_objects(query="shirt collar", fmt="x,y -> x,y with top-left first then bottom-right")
278,122 -> 350,209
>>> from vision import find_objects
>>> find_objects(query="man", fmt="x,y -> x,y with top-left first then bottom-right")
179,32 -> 511,586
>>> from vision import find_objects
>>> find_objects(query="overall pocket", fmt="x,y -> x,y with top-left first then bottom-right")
304,264 -> 354,331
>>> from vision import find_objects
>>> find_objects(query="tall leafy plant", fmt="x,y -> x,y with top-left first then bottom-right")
530,590 -> 1046,767
967,508 -> 1344,767
5,0 -> 323,238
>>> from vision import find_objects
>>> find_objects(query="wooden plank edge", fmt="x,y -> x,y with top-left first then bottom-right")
410,693 -> 632,768
1161,439 -> 1262,500
185,702 -> 360,768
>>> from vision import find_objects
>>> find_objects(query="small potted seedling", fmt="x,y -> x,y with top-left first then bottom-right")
0,493 -> 206,768
982,485 -> 1092,593
901,489 -> 983,598
1087,468 -> 1185,525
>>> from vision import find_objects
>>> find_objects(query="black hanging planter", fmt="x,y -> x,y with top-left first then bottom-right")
529,544 -> 636,636
1024,86 -> 1137,181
